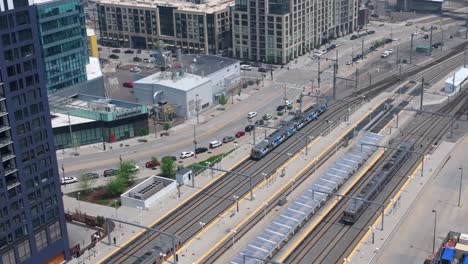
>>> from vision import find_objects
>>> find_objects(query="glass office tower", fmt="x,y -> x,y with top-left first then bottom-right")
0,1 -> 70,263
36,0 -> 88,94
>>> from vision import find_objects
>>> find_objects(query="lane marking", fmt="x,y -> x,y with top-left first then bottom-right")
96,155 -> 250,264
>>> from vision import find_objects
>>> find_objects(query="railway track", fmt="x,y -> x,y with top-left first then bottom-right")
103,41 -> 468,264
283,91 -> 467,264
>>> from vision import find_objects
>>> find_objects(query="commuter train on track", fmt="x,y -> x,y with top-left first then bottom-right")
342,142 -> 414,224
250,104 -> 327,160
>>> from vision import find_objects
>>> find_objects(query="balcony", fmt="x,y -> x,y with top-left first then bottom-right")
6,180 -> 20,190
1,153 -> 14,162
4,167 -> 17,176
0,125 -> 10,133
0,139 -> 12,148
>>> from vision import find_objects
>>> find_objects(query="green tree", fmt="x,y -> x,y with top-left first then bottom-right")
163,122 -> 171,131
138,128 -> 149,136
79,174 -> 95,191
106,177 -> 126,197
160,158 -> 176,179
117,161 -> 138,185
218,94 -> 227,105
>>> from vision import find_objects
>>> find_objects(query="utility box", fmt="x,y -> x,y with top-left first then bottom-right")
176,168 -> 193,185
444,68 -> 468,93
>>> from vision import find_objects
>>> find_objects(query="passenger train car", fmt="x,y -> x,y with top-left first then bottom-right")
342,142 -> 414,224
250,104 -> 327,160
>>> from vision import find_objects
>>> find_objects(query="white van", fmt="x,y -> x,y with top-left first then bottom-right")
209,141 -> 223,149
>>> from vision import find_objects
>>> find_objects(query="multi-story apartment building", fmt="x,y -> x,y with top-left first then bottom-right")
0,1 -> 70,263
232,0 -> 358,64
36,0 -> 89,94
97,0 -> 232,55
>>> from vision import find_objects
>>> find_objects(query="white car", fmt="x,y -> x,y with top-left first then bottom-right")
386,49 -> 393,54
130,67 -> 141,73
247,112 -> 257,119
240,65 -> 252,71
209,141 -> 223,149
263,114 -> 273,120
346,61 -> 352,65
285,100 -> 293,106
381,53 -> 389,58
180,151 -> 195,159
130,165 -> 140,172
60,176 -> 78,185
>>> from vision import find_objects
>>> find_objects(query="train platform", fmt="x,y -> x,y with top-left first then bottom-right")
340,134 -> 464,264
171,91 -> 393,264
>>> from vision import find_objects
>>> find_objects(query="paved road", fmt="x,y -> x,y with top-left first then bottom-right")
58,11 -> 468,177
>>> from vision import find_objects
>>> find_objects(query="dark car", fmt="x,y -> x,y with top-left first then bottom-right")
350,35 -> 358,40
222,136 -> 235,143
423,34 -> 429,39
276,105 -> 286,111
162,156 -> 177,162
258,67 -> 268,73
255,119 -> 265,126
195,147 -> 209,154
123,82 -> 133,88
111,49 -> 121,53
137,49 -> 142,54
245,125 -> 255,133
133,57 -> 142,62
85,172 -> 99,179
367,30 -> 375,34
145,160 -> 160,168
103,169 -> 117,177
385,38 -> 393,44
124,49 -> 134,54
109,54 -> 119,59
235,131 -> 245,138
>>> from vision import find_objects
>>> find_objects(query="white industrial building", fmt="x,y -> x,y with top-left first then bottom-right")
444,67 -> 468,93
120,176 -> 177,209
134,71 -> 213,119
133,55 -> 241,119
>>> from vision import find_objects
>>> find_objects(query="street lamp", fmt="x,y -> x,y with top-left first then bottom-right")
195,94 -> 200,125
193,125 -> 198,159
233,195 -> 239,212
458,166 -> 463,207
77,192 -> 81,212
230,229 -> 237,248
114,199 -> 118,219
432,209 -> 437,253
263,202 -> 268,217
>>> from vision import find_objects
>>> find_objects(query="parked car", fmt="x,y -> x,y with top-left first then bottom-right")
405,21 -> 413,26
222,136 -> 235,143
346,61 -> 352,65
103,169 -> 117,177
123,82 -> 133,88
247,112 -> 257,119
263,114 -> 273,120
130,67 -> 141,73
162,156 -> 177,162
124,49 -> 134,54
285,100 -> 293,106
381,53 -> 389,58
255,119 -> 265,126
130,165 -> 140,172
133,57 -> 142,62
145,160 -> 160,168
424,34 -> 429,39
111,49 -> 121,53
143,58 -> 151,63
245,125 -> 254,133
350,35 -> 358,40
85,172 -> 99,179
137,49 -> 142,54
367,30 -> 375,34
109,54 -> 119,59
60,176 -> 77,185
276,105 -> 286,111
241,65 -> 253,71
235,131 -> 246,138
195,147 -> 209,154
180,151 -> 195,159
258,67 -> 268,73
209,141 -> 222,149
137,138 -> 148,143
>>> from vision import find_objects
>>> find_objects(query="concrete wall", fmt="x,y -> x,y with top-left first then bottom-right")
208,62 -> 241,95
186,81 -> 213,119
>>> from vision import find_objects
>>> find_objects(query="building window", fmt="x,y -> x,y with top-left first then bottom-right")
48,221 -> 61,243
17,239 -> 31,262
35,229 -> 48,251
1,249 -> 15,264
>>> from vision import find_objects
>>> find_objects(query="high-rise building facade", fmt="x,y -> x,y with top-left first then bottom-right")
0,1 -> 70,263
97,0 -> 231,55
232,0 -> 358,64
36,0 -> 89,94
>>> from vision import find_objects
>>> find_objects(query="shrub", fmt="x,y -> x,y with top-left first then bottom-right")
160,158 -> 176,179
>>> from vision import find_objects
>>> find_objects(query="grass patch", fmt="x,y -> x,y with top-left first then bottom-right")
191,148 -> 236,174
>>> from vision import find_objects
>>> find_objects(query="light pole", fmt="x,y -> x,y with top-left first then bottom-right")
193,125 -> 198,158
263,202 -> 268,217
230,229 -> 237,249
459,166 -> 463,207
195,94 -> 200,125
233,195 -> 239,212
77,192 -> 81,212
114,199 -> 118,219
432,209 -> 437,253
199,221 -> 206,236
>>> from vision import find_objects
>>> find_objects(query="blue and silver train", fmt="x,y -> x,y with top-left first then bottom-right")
250,104 -> 327,160
342,142 -> 414,224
